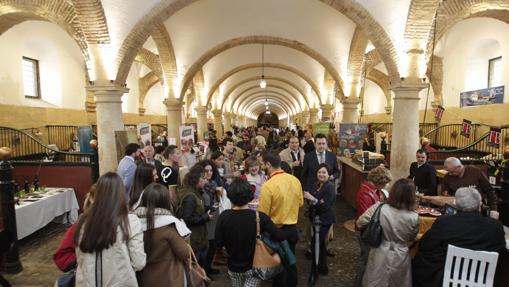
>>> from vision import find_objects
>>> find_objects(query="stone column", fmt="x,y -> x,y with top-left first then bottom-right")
224,112 -> 232,134
196,106 -> 208,141
309,108 -> 319,124
89,84 -> 127,175
231,114 -> 237,128
390,82 -> 427,180
321,104 -> 334,122
341,97 -> 360,123
164,98 -> 183,147
212,109 -> 223,137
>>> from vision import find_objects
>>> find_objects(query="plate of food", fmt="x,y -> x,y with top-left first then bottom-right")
416,206 -> 441,216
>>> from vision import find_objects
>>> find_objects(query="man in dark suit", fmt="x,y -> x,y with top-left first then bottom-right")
408,149 -> 437,195
412,187 -> 506,287
301,133 -> 341,192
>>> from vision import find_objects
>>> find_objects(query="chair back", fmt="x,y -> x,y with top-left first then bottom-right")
442,244 -> 499,287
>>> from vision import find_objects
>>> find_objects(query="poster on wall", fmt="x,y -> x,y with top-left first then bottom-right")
313,123 -> 330,136
487,128 -> 501,148
460,86 -> 504,107
179,125 -> 194,149
338,124 -> 368,156
461,119 -> 472,138
434,105 -> 445,122
137,123 -> 151,147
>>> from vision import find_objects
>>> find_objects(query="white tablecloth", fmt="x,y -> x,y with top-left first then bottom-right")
15,188 -> 79,239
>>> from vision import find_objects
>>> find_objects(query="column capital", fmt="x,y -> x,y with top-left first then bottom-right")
164,98 -> 183,109
384,106 -> 392,115
195,106 -> 208,116
212,109 -> 222,117
341,97 -> 360,107
87,84 -> 128,103
390,81 -> 428,99
309,108 -> 319,115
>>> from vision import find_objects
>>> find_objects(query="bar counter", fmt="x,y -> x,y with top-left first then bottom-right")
339,156 -> 369,208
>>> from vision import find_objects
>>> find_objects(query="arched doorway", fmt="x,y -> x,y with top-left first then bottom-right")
257,112 -> 279,128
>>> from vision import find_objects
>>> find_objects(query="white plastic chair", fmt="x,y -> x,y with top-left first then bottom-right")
442,244 -> 499,287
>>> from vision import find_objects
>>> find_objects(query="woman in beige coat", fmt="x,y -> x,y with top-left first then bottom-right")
356,178 -> 419,287
74,172 -> 146,287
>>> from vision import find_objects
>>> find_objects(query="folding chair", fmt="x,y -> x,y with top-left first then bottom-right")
443,244 -> 499,287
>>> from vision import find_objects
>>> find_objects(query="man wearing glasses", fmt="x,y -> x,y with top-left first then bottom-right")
442,157 -> 498,218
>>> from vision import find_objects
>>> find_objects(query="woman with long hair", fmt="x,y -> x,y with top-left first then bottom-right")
74,172 -> 146,287
240,156 -> 267,201
303,163 -> 337,286
128,163 -> 158,210
133,183 -> 191,287
178,163 -> 213,269
356,178 -> 419,287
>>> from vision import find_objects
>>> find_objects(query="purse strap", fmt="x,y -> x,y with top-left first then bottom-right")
371,203 -> 384,224
95,250 -> 103,287
255,211 -> 261,239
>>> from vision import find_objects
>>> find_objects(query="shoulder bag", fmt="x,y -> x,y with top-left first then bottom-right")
252,211 -> 283,280
360,203 -> 384,247
185,244 -> 210,287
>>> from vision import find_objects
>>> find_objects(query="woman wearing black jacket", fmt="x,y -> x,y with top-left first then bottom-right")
303,163 -> 337,286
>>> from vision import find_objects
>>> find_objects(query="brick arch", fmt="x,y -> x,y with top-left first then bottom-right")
366,69 -> 391,107
206,63 -> 321,106
436,1 -> 509,42
151,23 -> 178,96
178,36 -> 344,101
346,27 -> 369,97
0,0 -> 90,65
231,90 -> 299,115
237,94 -> 294,117
115,0 -> 399,87
71,0 -> 110,44
135,48 -> 163,79
219,76 -> 310,110
222,83 -> 305,112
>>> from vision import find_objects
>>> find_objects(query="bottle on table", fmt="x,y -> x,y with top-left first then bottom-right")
33,175 -> 39,191
24,177 -> 30,193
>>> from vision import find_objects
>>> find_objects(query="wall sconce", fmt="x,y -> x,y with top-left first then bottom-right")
400,77 -> 405,81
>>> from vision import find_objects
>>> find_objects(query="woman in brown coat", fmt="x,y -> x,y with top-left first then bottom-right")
134,183 -> 192,287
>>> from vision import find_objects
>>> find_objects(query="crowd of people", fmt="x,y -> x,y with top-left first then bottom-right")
51,125 -> 507,287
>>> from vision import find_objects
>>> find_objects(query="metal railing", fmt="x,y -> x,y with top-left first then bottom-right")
428,125 -> 509,160
369,123 -> 437,138
0,126 -> 94,163
423,123 -> 482,149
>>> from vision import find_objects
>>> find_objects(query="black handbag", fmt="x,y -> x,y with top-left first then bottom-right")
360,203 -> 384,247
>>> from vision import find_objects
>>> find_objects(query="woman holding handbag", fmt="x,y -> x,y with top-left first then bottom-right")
356,178 -> 419,287
74,172 -> 146,287
133,182 -> 191,287
303,163 -> 337,286
215,178 -> 286,287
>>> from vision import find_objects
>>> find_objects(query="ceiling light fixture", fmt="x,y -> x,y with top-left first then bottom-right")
259,44 -> 267,89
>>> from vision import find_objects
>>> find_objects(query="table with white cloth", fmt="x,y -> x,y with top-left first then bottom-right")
15,187 -> 79,239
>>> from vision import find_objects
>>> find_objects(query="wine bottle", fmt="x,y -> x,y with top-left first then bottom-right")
34,175 -> 39,191
24,177 -> 30,193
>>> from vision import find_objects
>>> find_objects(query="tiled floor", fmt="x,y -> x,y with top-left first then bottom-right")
2,196 -> 358,287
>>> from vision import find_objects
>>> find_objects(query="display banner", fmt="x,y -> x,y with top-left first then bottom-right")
434,106 -> 445,122
179,125 -> 194,149
338,124 -> 368,156
313,123 -> 330,136
77,126 -> 94,153
460,86 -> 504,107
487,128 -> 501,148
461,119 -> 472,138
137,123 -> 151,147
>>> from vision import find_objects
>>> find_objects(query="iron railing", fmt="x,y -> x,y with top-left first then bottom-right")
0,126 -> 94,163
369,123 -> 437,138
428,125 -> 509,160
423,123 -> 482,149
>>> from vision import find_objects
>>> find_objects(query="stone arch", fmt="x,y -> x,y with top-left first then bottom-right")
366,69 -> 391,108
71,0 -> 110,44
138,71 -> 160,115
0,0 -> 90,65
234,91 -> 299,115
206,63 -> 321,106
219,76 -> 311,109
223,84 -> 304,112
151,23 -> 178,96
238,96 -> 293,117
115,0 -> 399,86
346,27 -> 369,97
135,48 -> 163,79
178,36 -> 344,100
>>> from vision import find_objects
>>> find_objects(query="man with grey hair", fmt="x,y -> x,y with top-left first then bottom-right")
412,187 -> 505,287
442,157 -> 498,215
